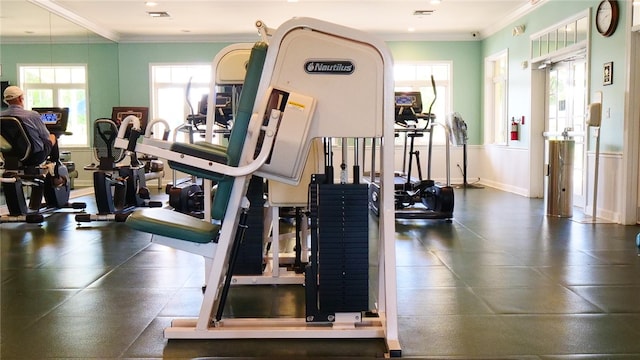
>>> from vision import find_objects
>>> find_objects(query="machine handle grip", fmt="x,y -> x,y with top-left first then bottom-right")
127,128 -> 142,152
120,115 -> 143,152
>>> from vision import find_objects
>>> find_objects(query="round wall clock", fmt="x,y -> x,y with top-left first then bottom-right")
595,0 -> 619,37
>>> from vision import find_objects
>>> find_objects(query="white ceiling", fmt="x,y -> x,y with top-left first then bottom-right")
1,0 -> 545,43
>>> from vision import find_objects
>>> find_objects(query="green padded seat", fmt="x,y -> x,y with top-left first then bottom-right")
125,42 -> 268,244
127,208 -> 220,244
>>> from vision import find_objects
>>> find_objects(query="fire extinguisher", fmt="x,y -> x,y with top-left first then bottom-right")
510,117 -> 519,141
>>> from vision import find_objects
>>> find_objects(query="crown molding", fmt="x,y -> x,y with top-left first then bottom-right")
28,0 -> 121,42
482,0 -> 549,38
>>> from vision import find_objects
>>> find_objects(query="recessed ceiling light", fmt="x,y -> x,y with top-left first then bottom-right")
430,0 -> 441,4
288,0 -> 299,2
147,11 -> 170,18
145,1 -> 158,6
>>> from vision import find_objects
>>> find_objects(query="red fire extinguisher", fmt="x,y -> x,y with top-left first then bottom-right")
510,118 -> 519,141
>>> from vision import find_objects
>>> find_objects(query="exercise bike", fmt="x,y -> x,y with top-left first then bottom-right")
1,108 -> 86,223
76,115 -> 163,223
368,76 -> 454,221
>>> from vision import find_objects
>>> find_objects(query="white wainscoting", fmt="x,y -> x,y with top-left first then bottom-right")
583,151 -> 623,223
476,144 -> 624,223
480,145 -> 530,197
65,143 -> 627,224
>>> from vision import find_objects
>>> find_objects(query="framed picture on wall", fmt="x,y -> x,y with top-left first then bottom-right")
603,62 -> 613,86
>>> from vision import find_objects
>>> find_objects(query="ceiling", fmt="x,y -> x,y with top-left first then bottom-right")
1,0 -> 545,43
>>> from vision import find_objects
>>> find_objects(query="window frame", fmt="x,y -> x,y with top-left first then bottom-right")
149,63 -> 211,141
18,63 -> 89,147
483,50 -> 509,145
393,61 -> 453,146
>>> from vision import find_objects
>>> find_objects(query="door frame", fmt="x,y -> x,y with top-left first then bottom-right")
531,47 -> 589,209
621,30 -> 640,224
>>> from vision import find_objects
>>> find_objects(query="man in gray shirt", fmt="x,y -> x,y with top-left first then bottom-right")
1,86 -> 56,166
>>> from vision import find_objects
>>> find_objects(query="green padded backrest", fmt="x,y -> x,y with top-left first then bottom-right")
225,42 -> 268,167
211,42 -> 268,220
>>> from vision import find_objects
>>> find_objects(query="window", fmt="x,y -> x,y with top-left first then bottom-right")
19,65 -> 88,146
484,50 -> 508,145
393,62 -> 452,145
150,64 -> 211,141
530,12 -> 588,61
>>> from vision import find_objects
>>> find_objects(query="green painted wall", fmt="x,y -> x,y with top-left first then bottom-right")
482,0 -> 628,152
388,41 -> 483,144
0,43 -> 120,122
2,40 -> 483,143
0,0 -> 629,153
116,42 -> 233,107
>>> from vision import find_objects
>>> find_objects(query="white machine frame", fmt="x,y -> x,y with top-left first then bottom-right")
116,18 -> 400,357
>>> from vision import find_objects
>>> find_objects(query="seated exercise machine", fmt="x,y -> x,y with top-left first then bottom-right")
368,76 -> 454,221
76,111 -> 164,223
111,106 -> 165,193
115,18 -> 401,357
0,108 -> 86,223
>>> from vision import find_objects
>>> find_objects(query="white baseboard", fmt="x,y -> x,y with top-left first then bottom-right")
478,179 -> 529,197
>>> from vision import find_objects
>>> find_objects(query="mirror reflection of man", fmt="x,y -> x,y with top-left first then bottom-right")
1,86 -> 57,166
2,86 -> 66,187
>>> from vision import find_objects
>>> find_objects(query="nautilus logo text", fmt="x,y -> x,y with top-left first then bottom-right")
304,60 -> 354,75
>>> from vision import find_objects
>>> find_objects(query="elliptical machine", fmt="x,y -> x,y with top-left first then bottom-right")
1,108 -> 86,223
165,82 -> 236,218
76,115 -> 163,223
165,84 -> 208,218
368,75 -> 454,221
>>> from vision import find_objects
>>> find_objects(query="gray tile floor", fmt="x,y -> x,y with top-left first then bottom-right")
2,186 -> 640,359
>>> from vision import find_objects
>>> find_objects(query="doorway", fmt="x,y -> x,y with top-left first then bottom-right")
545,56 -> 587,209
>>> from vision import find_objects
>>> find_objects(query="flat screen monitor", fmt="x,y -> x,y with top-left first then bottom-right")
111,107 -> 149,130
32,107 -> 70,132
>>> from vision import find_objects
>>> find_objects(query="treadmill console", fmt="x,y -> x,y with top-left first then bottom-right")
190,93 -> 234,128
394,92 -> 423,125
395,94 -> 419,108
32,107 -> 70,133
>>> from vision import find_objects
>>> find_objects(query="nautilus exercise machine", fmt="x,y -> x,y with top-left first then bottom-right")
115,18 -> 400,357
0,108 -> 86,223
369,76 -> 454,221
